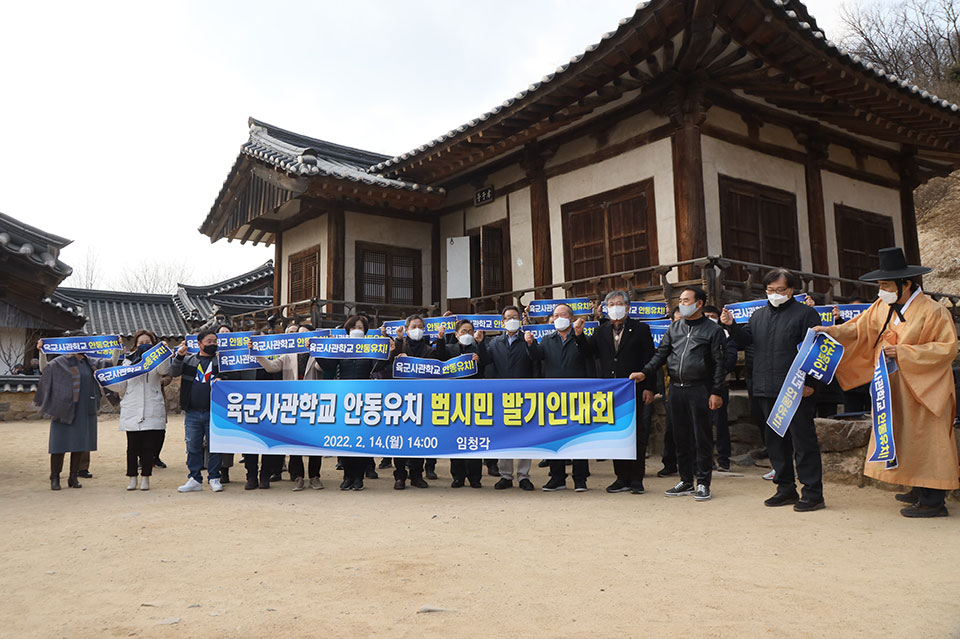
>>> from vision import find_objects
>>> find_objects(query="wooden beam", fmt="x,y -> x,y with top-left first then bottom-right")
273,229 -> 283,307
326,206 -> 345,312
523,146 -> 553,289
899,148 -> 922,264
796,129 -> 831,287
431,219 -> 441,307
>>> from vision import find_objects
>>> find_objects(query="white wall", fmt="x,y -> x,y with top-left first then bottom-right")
546,137 -> 676,290
701,135 -> 811,269
344,212 -> 433,305
279,213 -> 327,305
821,171 -> 903,278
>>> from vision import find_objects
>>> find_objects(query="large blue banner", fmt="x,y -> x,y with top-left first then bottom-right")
522,322 -> 599,342
218,350 -> 262,372
94,343 -> 174,386
725,294 -> 808,324
600,301 -> 668,320
249,331 -> 326,356
393,354 -> 478,379
309,337 -> 391,360
209,378 -> 637,459
868,353 -> 897,466
527,298 -> 593,317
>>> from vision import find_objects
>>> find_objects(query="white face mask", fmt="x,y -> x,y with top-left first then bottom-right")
767,293 -> 790,307
607,304 -> 627,321
553,317 -> 571,331
679,303 -> 698,318
878,289 -> 899,305
349,329 -> 365,339
504,318 -> 522,333
458,334 -> 476,346
407,328 -> 425,341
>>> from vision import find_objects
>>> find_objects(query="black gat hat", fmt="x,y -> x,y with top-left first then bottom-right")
859,247 -> 931,282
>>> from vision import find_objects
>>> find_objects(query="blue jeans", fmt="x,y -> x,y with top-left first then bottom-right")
184,410 -> 220,482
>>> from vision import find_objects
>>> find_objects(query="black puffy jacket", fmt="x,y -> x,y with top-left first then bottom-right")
641,316 -> 726,394
726,297 -> 822,398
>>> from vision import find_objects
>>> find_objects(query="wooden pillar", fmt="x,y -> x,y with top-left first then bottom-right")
899,148 -> 922,265
431,218 -> 441,310
523,146 -> 553,290
326,206 -> 345,315
666,84 -> 709,280
272,229 -> 283,307
796,128 -> 830,290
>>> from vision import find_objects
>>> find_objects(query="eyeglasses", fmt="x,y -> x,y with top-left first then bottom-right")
765,287 -> 790,295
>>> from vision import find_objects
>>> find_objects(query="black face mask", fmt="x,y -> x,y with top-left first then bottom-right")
136,343 -> 152,355
202,344 -> 218,356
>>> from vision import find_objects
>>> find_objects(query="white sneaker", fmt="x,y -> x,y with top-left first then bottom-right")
209,478 -> 223,492
178,477 -> 202,492
762,469 -> 776,480
139,476 -> 150,491
127,477 -> 139,491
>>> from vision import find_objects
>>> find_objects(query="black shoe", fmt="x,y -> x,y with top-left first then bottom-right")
900,503 -> 948,518
469,479 -> 482,489
717,463 -> 731,473
244,477 -> 259,490
340,478 -> 354,491
764,491 -> 800,507
494,478 -> 513,490
394,479 -> 406,490
542,477 -> 567,492
519,478 -> 535,491
537,460 -> 550,468
630,481 -> 645,495
486,463 -> 500,477
895,488 -> 919,503
154,458 -> 167,469
694,484 -> 711,501
656,467 -> 678,478
335,462 -> 343,471
794,498 -> 826,512
410,476 -> 429,489
269,473 -> 282,483
258,479 -> 270,489
425,470 -> 438,480
365,468 -> 379,479
50,477 -> 61,491
378,459 -> 393,469
352,479 -> 365,491
220,469 -> 230,484
664,481 -> 695,497
67,474 -> 82,489
574,479 -> 588,492
606,479 -> 631,493
451,478 -> 465,488
77,470 -> 93,479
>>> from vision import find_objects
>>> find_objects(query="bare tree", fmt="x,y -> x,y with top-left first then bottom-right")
114,260 -> 195,294
67,246 -> 105,289
840,0 -> 960,103
0,330 -> 37,375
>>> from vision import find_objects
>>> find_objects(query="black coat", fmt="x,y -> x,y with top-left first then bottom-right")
484,332 -> 539,379
533,330 -> 591,378
642,316 -> 727,394
586,318 -> 656,392
726,297 -> 822,398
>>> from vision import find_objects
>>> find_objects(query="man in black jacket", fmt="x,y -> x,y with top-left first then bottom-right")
586,291 -> 657,494
721,268 -> 825,512
631,287 -> 725,501
172,329 -> 223,493
532,304 -> 592,492
485,305 -> 539,491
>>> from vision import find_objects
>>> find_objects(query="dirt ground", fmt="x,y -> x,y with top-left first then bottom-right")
1,414 -> 958,639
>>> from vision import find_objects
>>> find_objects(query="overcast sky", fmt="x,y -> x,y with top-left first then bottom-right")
1,0 -> 846,291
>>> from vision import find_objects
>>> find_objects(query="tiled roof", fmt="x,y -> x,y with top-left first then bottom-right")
243,118 -> 444,195
176,260 -> 274,297
370,0 -> 960,176
57,288 -> 191,338
0,212 -> 73,280
0,375 -> 39,393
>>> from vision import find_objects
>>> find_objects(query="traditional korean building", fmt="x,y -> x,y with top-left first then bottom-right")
201,0 -> 960,326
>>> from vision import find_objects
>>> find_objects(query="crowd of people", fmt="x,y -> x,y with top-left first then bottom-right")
31,247 -> 959,518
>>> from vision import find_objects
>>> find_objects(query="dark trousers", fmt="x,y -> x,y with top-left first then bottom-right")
661,397 -> 677,470
156,429 -> 166,461
78,450 -> 91,472
450,459 -> 483,482
393,458 -> 424,481
425,458 -> 437,472
712,387 -> 731,467
244,454 -> 283,481
614,401 -> 651,483
126,430 -> 164,477
342,457 -> 370,480
917,487 -> 947,507
549,459 -> 589,481
757,396 -> 823,501
669,384 -> 714,487
50,452 -> 81,479
288,456 -> 322,480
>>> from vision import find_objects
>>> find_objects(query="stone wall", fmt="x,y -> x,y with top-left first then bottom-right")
0,377 -> 183,422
